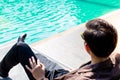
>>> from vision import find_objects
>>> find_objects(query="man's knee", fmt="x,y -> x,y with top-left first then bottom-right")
17,42 -> 27,46
17,42 -> 30,50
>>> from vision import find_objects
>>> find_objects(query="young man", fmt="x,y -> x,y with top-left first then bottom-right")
0,19 -> 120,80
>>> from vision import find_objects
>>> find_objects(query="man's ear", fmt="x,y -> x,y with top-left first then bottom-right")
85,43 -> 90,52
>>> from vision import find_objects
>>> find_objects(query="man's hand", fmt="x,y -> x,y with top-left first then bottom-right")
26,56 -> 45,80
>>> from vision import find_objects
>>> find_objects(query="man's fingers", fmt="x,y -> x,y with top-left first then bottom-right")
37,59 -> 44,68
29,56 -> 37,68
37,59 -> 45,70
37,59 -> 41,66
32,57 -> 36,64
32,56 -> 36,66
36,59 -> 45,71
26,65 -> 32,72
29,57 -> 34,68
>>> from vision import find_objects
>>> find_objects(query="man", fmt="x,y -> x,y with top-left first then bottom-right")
0,19 -> 120,80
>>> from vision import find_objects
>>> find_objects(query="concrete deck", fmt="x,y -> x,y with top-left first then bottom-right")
0,9 -> 120,79
31,24 -> 89,69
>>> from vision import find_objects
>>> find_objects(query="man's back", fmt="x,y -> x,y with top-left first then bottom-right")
54,53 -> 120,80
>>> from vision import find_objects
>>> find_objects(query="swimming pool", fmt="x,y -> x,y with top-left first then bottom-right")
0,0 -> 120,44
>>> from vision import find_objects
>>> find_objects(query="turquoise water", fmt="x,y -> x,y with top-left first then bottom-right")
0,0 -> 120,44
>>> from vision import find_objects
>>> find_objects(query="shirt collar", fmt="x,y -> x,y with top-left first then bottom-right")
78,58 -> 113,73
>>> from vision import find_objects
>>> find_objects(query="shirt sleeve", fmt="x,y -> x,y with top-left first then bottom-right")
45,69 -> 69,80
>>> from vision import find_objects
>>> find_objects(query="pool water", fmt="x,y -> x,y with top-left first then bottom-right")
0,0 -> 120,44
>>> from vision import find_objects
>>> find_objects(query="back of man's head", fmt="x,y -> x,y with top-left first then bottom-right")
83,19 -> 118,58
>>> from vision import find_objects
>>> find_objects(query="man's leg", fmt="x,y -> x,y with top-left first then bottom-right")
0,34 -> 37,80
0,43 -> 19,77
17,43 -> 37,80
0,43 -> 37,80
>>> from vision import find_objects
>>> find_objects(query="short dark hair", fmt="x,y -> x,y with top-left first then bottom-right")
82,19 -> 118,57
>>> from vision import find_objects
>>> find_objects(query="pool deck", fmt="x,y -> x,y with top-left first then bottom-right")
0,9 -> 120,80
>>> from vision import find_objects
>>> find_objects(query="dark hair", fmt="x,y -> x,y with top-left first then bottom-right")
82,19 -> 118,57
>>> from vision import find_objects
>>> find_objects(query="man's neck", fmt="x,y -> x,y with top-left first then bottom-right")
91,55 -> 109,64
87,49 -> 109,64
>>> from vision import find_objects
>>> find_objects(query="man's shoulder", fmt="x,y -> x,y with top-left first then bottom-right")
110,53 -> 120,63
110,53 -> 120,58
